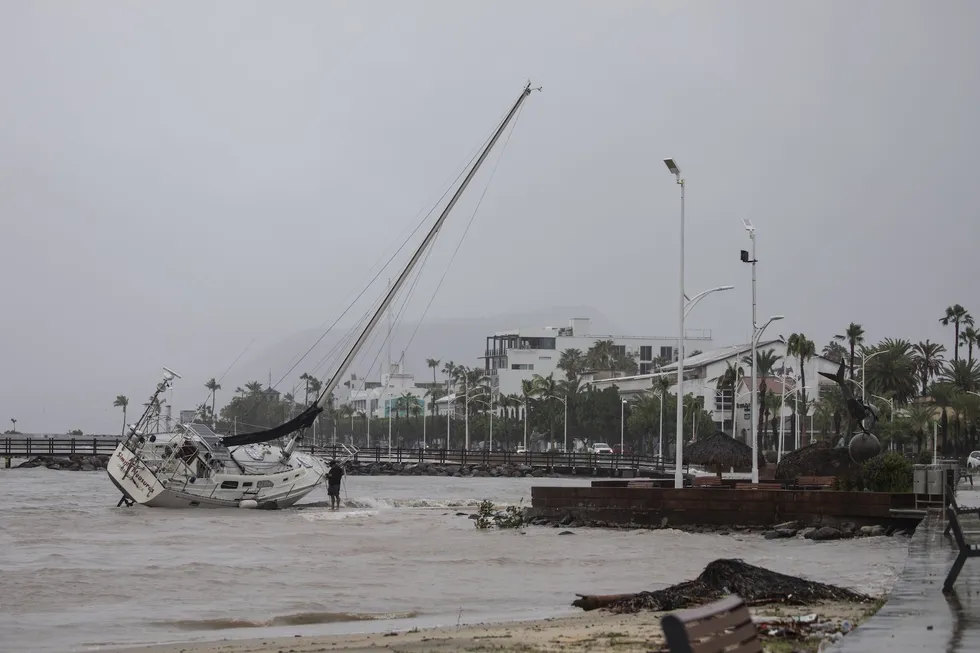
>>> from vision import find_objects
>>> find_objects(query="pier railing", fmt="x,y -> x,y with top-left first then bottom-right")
2,438 -> 673,471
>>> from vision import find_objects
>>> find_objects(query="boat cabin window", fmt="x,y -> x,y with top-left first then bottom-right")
220,481 -> 239,489
256,480 -> 273,489
242,481 -> 253,487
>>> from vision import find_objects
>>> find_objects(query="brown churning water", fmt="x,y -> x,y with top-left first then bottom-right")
0,470 -> 909,652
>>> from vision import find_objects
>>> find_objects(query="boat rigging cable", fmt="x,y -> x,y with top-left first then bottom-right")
220,83 -> 538,448
335,96 -> 529,408
262,113 -> 502,398
220,115 -> 502,428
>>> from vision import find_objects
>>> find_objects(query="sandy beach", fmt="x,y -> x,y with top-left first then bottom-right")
108,600 -> 879,653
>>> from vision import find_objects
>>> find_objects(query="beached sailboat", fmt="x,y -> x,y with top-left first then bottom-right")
106,83 -> 537,508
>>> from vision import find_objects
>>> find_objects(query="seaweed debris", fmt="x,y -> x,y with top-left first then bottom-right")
573,558 -> 871,613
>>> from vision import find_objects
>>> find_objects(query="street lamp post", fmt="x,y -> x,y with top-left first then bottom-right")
861,350 -> 886,403
664,157 -> 685,489
871,394 -> 894,423
546,394 -> 569,452
446,393 -> 453,448
655,389 -> 664,461
750,315 -> 784,483
621,399 -> 627,454
422,399 -> 426,451
387,392 -> 393,457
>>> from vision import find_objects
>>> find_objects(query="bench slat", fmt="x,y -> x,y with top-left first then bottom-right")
690,621 -> 759,653
684,606 -> 752,639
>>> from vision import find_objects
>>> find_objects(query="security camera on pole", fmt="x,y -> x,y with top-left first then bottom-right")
740,219 -> 785,483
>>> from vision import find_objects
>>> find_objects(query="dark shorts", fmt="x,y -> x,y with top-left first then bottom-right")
327,483 -> 341,497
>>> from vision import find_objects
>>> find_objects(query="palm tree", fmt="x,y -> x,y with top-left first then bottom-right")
834,323 -> 865,379
863,339 -> 919,404
941,359 -> 980,393
585,340 -> 617,370
235,386 -> 245,399
426,359 -> 441,386
113,395 -> 129,436
960,326 -> 979,364
929,382 -> 956,455
787,333 -> 815,445
557,348 -> 585,380
940,304 -> 974,362
245,381 -> 263,395
822,341 -> 847,364
903,402 -> 934,453
299,373 -> 314,406
913,340 -> 946,396
204,378 -> 221,426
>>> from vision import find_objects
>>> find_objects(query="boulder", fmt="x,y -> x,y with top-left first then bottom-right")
806,527 -> 842,541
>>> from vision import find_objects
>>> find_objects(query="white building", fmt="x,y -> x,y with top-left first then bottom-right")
345,363 -> 432,419
480,317 -> 713,396
586,339 -> 841,445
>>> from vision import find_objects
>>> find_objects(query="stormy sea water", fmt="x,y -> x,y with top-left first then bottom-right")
0,467 -> 911,653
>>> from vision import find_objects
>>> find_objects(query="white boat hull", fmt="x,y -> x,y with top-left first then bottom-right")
107,437 -> 329,509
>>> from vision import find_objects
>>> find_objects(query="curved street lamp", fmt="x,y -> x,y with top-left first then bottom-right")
750,314 -> 784,483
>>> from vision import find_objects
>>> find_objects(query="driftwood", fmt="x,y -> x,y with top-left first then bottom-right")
573,558 -> 872,613
571,593 -> 639,611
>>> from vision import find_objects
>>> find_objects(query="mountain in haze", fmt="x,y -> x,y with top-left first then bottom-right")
220,306 -> 622,401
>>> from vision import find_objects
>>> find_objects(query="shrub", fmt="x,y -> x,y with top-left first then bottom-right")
474,498 -> 525,530
862,452 -> 913,493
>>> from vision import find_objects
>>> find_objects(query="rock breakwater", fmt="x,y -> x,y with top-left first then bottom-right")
17,455 -> 109,471
347,460 -> 562,478
525,514 -> 911,539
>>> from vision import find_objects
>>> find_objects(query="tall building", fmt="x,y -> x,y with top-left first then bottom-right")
480,317 -> 712,396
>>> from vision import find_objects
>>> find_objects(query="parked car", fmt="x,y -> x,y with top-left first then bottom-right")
590,442 -> 614,455
968,451 -> 980,469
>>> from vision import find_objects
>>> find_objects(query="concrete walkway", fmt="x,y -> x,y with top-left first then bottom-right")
829,489 -> 980,652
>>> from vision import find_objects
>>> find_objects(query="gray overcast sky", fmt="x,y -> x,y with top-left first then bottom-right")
2,1 -> 978,433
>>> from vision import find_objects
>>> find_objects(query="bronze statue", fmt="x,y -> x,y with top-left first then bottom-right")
818,359 -> 882,463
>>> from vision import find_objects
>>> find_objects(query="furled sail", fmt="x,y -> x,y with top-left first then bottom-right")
220,404 -> 322,448
220,82 -> 536,449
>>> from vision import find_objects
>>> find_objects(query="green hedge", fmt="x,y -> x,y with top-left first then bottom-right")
834,452 -> 913,492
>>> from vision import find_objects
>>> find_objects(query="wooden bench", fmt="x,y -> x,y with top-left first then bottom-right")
796,475 -> 835,489
943,506 -> 980,593
943,484 -> 980,539
693,476 -> 722,487
735,482 -> 782,490
661,594 -> 761,653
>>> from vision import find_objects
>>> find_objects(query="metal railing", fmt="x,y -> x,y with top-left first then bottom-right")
2,438 -> 674,473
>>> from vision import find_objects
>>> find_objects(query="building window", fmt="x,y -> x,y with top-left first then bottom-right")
613,345 -> 626,357
715,389 -> 733,411
660,346 -> 674,361
640,363 -> 652,375
640,346 -> 652,361
511,364 -> 535,370
538,356 -> 552,361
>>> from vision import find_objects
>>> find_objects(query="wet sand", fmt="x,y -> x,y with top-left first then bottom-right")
110,600 -> 879,653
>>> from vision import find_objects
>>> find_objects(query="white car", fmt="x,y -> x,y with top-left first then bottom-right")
968,451 -> 980,470
590,442 -> 614,455
516,445 -> 527,454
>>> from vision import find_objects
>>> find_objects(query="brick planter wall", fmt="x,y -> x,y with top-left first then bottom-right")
528,486 -> 918,529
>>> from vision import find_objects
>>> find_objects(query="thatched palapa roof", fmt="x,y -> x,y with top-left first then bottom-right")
684,431 -> 764,470
774,439 -> 857,480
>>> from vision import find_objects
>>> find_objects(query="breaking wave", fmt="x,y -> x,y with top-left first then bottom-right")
158,610 -> 421,630
341,497 -> 486,509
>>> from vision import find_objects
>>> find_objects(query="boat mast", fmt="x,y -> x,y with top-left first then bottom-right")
314,83 -> 536,410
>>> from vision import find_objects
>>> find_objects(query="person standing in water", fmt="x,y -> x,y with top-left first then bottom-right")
326,460 -> 344,510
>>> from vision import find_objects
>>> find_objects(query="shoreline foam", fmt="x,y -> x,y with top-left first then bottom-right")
105,599 -> 881,653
